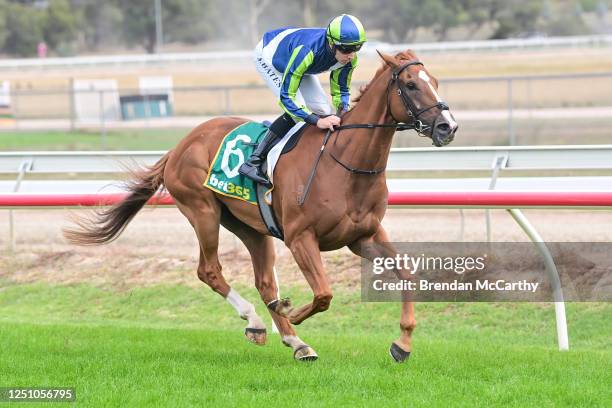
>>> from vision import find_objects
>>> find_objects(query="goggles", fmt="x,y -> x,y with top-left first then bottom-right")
334,43 -> 362,54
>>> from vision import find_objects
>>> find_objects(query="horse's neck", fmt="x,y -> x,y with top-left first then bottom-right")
333,71 -> 395,174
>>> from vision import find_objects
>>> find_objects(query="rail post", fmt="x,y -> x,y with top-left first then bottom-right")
8,159 -> 33,251
486,153 -> 509,243
508,209 -> 570,351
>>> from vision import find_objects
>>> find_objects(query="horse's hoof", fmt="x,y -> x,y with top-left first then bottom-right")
389,342 -> 411,363
293,344 -> 318,362
244,327 -> 267,345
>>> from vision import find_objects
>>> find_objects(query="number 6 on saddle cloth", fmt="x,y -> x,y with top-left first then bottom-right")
203,116 -> 307,237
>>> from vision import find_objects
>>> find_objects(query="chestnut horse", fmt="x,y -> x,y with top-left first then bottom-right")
65,50 -> 457,362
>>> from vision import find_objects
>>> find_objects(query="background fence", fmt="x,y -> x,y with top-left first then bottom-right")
3,71 -> 612,147
7,72 -> 612,117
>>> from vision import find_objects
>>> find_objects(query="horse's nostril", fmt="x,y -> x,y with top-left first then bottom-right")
436,123 -> 450,131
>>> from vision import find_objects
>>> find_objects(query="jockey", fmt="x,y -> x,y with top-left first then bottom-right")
239,14 -> 366,187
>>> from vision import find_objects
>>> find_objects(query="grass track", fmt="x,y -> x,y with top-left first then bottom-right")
1,322 -> 609,407
0,130 -> 188,151
0,283 -> 610,406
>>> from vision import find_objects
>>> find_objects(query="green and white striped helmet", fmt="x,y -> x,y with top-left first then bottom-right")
326,14 -> 366,45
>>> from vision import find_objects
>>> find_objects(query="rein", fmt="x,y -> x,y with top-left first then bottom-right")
334,123 -> 416,131
328,122 -> 416,175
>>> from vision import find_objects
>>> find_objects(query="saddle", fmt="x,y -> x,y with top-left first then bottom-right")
262,119 -> 308,156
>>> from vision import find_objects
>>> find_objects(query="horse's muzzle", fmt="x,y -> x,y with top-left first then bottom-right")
431,112 -> 458,147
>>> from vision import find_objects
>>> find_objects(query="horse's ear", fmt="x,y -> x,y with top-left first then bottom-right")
376,50 -> 398,68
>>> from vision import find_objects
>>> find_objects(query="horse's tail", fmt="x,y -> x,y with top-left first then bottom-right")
63,152 -> 170,246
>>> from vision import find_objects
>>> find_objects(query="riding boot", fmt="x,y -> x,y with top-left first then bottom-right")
238,129 -> 280,188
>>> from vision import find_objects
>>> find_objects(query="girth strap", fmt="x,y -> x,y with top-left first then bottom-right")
255,170 -> 284,240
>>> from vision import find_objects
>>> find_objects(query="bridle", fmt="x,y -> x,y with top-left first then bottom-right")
329,60 -> 450,175
300,60 -> 451,205
387,61 -> 450,135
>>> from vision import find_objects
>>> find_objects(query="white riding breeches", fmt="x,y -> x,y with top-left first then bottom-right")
253,40 -> 333,116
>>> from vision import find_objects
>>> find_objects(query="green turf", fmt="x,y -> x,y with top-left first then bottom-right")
0,130 -> 188,151
0,282 -> 610,407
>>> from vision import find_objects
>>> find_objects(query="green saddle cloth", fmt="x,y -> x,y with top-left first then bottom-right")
203,121 -> 268,205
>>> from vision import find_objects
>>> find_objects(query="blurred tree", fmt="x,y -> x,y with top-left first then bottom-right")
74,1 -> 123,51
119,0 -> 221,53
489,0 -> 543,38
241,1 -> 304,45
3,2 -> 44,56
43,0 -> 78,50
541,0 -> 553,19
118,1 -> 162,53
248,0 -> 271,46
426,0 -> 465,40
0,0 -> 8,50
595,0 -> 608,18
300,0 -> 318,26
541,0 -> 590,35
314,0 -> 360,29
458,0 -> 493,38
164,0 -> 215,44
361,0 -> 423,42
118,0 -> 214,53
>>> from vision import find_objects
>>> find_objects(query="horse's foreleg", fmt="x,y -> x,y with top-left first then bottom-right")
274,230 -> 332,325
255,261 -> 318,360
349,225 -> 416,363
253,253 -> 318,360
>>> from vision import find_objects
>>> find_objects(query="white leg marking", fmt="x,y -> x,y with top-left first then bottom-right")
226,288 -> 266,329
282,335 -> 307,350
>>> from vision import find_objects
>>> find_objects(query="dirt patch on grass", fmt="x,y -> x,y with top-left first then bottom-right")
1,208 -> 610,291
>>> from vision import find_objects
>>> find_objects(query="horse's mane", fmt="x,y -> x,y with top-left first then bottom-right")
352,49 -> 418,105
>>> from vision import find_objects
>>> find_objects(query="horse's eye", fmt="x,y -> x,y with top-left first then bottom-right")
406,82 -> 417,90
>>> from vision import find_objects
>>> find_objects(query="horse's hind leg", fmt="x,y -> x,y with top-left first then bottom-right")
175,198 -> 267,345
195,247 -> 267,345
220,208 -> 318,361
